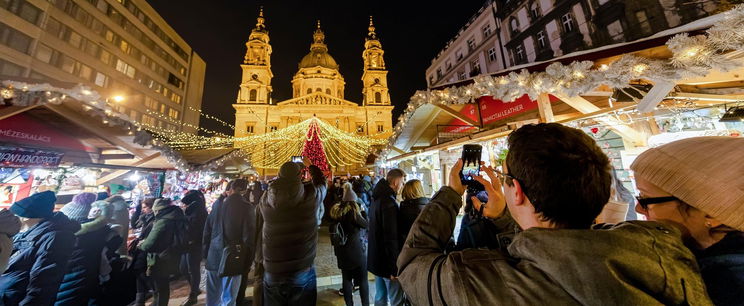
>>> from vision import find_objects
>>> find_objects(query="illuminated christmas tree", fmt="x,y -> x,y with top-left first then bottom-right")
301,119 -> 330,171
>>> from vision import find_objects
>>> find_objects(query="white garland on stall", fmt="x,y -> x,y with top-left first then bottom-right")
379,4 -> 744,163
1,80 -> 191,171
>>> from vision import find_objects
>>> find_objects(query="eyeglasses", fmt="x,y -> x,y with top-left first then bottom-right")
635,196 -> 678,210
495,169 -> 518,185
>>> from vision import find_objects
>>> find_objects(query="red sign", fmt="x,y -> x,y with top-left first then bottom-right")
444,94 -> 560,132
0,114 -> 91,152
0,146 -> 65,168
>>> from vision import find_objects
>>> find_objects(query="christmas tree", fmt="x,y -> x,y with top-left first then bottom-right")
301,119 -> 330,171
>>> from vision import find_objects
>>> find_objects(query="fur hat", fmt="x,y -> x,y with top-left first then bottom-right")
10,191 -> 56,219
152,198 -> 173,212
342,182 -> 357,202
631,137 -> 744,231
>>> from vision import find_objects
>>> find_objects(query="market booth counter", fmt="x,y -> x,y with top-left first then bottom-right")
1,78 -> 181,208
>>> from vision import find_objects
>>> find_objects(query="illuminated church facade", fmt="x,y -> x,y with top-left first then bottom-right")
233,9 -> 394,141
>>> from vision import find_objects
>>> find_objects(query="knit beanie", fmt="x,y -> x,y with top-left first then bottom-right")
60,192 -> 97,222
279,161 -> 302,179
630,136 -> 744,231
10,191 -> 56,219
342,182 -> 358,202
96,191 -> 110,201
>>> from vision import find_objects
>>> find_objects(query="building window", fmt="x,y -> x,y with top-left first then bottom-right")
530,2 -> 541,20
141,115 -> 156,125
159,104 -> 166,114
168,108 -> 179,119
357,124 -> 364,133
35,44 -> 54,63
536,30 -> 547,49
307,88 -> 312,94
636,10 -> 652,35
487,47 -> 497,62
436,68 -> 443,78
269,125 -> 278,132
377,124 -> 384,133
471,60 -> 480,76
2,0 -> 42,25
561,13 -> 575,33
246,125 -> 254,134
325,88 -> 331,95
467,37 -> 476,51
144,97 -> 157,110
68,31 -> 83,48
515,45 -> 525,62
429,75 -> 434,85
249,89 -> 257,101
482,24 -> 492,38
0,23 -> 33,54
445,61 -> 452,71
510,18 -> 519,35
94,72 -> 108,87
315,88 -> 322,92
607,20 -> 625,42
458,71 -> 466,80
0,58 -> 25,77
129,110 -> 138,121
115,59 -> 136,78
456,50 -> 463,61
375,92 -> 382,103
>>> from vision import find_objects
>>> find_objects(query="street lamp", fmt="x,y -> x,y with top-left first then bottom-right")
112,95 -> 125,103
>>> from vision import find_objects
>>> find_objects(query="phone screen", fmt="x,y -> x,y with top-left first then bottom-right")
460,144 -> 482,181
291,156 -> 303,163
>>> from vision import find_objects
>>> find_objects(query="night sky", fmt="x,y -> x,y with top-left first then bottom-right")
149,1 -> 486,135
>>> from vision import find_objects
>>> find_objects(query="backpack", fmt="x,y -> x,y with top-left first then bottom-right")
330,222 -> 347,246
170,219 -> 190,254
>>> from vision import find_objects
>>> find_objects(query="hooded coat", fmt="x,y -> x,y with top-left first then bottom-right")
695,231 -> 744,306
398,197 -> 429,243
182,195 -> 208,253
397,187 -> 713,305
54,217 -> 117,305
0,209 -> 21,273
367,178 -> 401,277
329,202 -> 368,270
257,163 -> 326,278
138,205 -> 186,277
0,212 -> 80,306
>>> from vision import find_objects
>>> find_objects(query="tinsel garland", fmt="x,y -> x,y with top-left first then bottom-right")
379,4 -> 744,163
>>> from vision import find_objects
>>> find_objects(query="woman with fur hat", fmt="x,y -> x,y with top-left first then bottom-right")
330,182 -> 369,306
631,136 -> 744,306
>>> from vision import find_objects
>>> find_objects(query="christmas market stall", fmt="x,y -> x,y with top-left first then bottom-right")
0,78 -> 189,208
380,6 -> 744,200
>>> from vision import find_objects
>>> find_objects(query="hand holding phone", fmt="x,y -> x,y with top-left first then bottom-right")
459,144 -> 485,192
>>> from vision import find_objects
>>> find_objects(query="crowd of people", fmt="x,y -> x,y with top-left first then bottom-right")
0,123 -> 741,306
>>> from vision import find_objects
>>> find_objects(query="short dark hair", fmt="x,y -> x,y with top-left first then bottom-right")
506,123 -> 611,229
386,169 -> 406,181
230,179 -> 248,192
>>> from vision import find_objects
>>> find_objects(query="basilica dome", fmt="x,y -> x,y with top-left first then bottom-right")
299,50 -> 338,70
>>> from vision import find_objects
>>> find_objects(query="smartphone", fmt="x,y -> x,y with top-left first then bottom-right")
291,156 -> 303,163
460,144 -> 482,182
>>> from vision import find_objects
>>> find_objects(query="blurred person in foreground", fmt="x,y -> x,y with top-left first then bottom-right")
631,136 -> 744,306
397,123 -> 712,305
255,157 -> 326,305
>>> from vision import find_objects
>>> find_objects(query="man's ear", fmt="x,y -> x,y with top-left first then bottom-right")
510,179 -> 527,206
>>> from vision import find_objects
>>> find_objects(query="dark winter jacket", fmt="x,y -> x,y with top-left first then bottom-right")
368,178 -> 400,277
696,231 -> 744,306
138,205 -> 186,277
258,165 -> 326,278
246,183 -> 264,206
0,212 -> 80,306
183,198 -> 208,253
329,202 -> 368,270
398,197 -> 429,243
54,218 -> 116,305
203,196 -> 224,271
398,187 -> 713,305
131,212 -> 154,271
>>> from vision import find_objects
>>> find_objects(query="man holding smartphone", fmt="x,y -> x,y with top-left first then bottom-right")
396,123 -> 712,305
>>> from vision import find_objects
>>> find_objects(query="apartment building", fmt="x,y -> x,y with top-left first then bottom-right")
427,0 -> 720,88
0,0 -> 205,133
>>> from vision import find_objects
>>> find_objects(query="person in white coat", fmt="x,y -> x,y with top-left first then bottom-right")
0,208 -> 21,272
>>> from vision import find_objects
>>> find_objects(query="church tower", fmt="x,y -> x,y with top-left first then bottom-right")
237,7 -> 273,104
361,16 -> 390,106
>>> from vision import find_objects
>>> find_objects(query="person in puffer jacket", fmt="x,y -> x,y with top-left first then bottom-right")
0,209 -> 21,272
0,191 -> 80,305
55,200 -> 118,305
